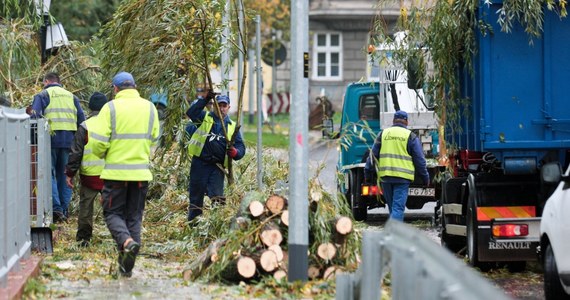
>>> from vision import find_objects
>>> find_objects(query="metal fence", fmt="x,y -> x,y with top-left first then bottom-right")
336,220 -> 512,300
0,107 -> 51,288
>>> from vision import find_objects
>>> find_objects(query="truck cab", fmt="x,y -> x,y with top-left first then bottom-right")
335,76 -> 441,221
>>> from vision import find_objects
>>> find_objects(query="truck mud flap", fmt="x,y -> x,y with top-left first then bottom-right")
31,227 -> 53,254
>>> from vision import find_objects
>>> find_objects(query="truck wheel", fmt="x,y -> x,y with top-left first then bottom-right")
349,170 -> 367,221
466,189 -> 491,271
544,244 -> 569,299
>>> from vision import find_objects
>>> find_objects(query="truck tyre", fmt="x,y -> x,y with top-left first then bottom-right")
440,175 -> 465,254
349,170 -> 367,221
544,244 -> 570,300
466,185 -> 491,271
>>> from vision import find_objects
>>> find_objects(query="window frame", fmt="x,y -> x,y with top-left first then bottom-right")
312,32 -> 343,81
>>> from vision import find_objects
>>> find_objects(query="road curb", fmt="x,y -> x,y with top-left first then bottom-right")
0,255 -> 43,300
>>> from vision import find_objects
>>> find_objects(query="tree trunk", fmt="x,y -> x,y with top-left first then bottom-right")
221,255 -> 257,282
183,238 -> 226,281
268,245 -> 284,262
308,265 -> 320,280
248,200 -> 265,218
260,223 -> 283,247
265,194 -> 287,214
317,242 -> 337,261
280,210 -> 289,227
273,269 -> 287,281
252,249 -> 279,273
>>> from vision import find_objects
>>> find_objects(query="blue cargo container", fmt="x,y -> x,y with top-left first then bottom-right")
440,2 -> 570,270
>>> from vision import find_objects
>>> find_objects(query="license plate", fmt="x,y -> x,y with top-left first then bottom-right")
408,187 -> 435,197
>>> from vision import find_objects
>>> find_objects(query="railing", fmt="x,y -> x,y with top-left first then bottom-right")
30,118 -> 52,227
0,107 -> 51,288
336,220 -> 512,300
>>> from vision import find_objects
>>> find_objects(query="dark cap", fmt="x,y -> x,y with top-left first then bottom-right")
216,95 -> 230,104
89,92 -> 108,111
112,72 -> 136,88
394,110 -> 408,121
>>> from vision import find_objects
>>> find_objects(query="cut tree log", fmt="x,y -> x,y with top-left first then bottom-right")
273,269 -> 287,281
266,194 -> 287,214
231,191 -> 264,230
248,200 -> 265,218
280,210 -> 289,227
323,266 -> 341,280
308,265 -> 320,280
317,242 -> 337,261
252,249 -> 279,272
260,223 -> 283,247
221,256 -> 257,282
334,216 -> 353,235
268,245 -> 284,262
183,238 -> 227,281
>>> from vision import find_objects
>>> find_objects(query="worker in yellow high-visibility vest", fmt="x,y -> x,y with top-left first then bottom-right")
89,72 -> 160,277
186,94 -> 246,224
365,110 -> 430,221
65,92 -> 108,247
30,72 -> 86,223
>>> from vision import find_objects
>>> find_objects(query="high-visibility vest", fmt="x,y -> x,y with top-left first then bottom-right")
378,126 -> 415,181
90,89 -> 159,181
44,86 -> 77,131
187,113 -> 236,167
80,117 -> 104,176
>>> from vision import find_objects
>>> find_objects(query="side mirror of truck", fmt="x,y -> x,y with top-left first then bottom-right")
322,118 -> 339,139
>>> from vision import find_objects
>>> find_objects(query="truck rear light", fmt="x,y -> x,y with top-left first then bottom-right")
361,185 -> 381,196
492,224 -> 529,237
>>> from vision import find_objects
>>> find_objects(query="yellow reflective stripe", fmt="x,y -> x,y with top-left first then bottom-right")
114,133 -> 153,139
49,117 -> 76,123
378,166 -> 415,175
379,153 -> 413,162
81,160 -> 104,167
45,108 -> 76,113
90,132 -> 109,142
105,164 -> 149,170
84,149 -> 92,155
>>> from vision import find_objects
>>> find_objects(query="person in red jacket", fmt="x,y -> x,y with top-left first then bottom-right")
65,92 -> 107,247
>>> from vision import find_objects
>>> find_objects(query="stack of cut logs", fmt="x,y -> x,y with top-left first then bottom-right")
183,190 -> 356,282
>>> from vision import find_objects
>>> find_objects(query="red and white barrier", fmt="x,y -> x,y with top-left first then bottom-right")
266,93 -> 290,114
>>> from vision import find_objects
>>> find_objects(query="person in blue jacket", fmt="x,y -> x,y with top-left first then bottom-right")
29,72 -> 85,223
186,93 -> 246,223
364,110 -> 429,221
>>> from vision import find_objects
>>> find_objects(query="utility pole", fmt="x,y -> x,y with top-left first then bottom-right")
255,15 -> 263,191
288,0 -> 309,282
221,0 -> 231,96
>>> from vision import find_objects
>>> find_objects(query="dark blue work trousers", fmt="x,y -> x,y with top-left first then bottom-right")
102,180 -> 147,251
188,158 -> 224,222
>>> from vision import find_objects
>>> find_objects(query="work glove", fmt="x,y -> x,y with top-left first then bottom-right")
206,90 -> 217,101
227,146 -> 238,158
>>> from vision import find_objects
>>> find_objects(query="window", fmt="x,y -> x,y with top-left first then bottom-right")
359,94 -> 379,121
312,32 -> 342,80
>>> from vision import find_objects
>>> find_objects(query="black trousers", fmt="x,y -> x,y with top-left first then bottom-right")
102,180 -> 148,251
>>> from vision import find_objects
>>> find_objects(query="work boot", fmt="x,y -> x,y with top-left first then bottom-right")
118,240 -> 140,276
53,211 -> 67,223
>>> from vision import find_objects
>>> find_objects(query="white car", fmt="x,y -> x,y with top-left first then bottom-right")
540,163 -> 570,299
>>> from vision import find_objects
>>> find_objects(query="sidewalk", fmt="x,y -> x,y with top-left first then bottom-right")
0,255 -> 42,300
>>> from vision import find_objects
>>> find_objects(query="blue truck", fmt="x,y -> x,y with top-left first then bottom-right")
438,2 -> 570,271
335,74 -> 442,221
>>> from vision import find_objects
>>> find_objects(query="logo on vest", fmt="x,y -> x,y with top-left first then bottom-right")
383,132 -> 406,142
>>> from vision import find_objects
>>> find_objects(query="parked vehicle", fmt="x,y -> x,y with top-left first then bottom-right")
540,163 -> 570,299
332,76 -> 441,221
437,2 -> 570,271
